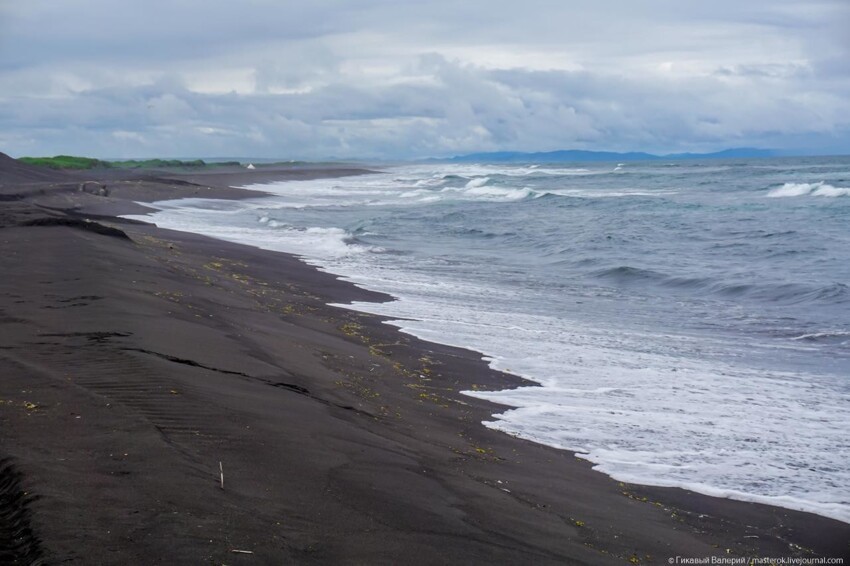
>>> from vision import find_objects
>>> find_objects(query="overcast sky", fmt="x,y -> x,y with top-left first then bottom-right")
1,1 -> 848,159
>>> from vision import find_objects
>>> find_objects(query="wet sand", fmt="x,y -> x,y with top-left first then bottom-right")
1,156 -> 848,564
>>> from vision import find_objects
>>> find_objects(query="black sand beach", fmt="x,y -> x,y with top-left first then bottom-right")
1,154 -> 848,564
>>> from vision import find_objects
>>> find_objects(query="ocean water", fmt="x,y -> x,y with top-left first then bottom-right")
126,157 -> 850,523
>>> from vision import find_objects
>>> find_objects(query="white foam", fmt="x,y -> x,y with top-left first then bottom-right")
237,169 -> 545,207
125,203 -> 374,260
813,185 -> 850,197
792,330 -> 850,341
340,290 -> 850,524
464,185 -> 537,201
399,189 -> 430,198
465,176 -> 491,188
767,182 -> 850,198
768,183 -> 819,197
545,189 -> 678,199
218,164 -> 623,210
435,164 -> 599,177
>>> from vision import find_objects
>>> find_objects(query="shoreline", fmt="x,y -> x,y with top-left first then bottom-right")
1,162 -> 848,563
129,168 -> 850,527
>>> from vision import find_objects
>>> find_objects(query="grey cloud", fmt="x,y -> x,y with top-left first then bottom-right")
252,43 -> 341,93
1,1 -> 848,158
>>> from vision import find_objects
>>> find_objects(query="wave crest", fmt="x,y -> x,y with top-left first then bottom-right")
590,265 -> 849,305
767,182 -> 850,198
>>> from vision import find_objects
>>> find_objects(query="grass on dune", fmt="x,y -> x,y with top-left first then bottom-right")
19,155 -> 107,170
19,155 -> 243,170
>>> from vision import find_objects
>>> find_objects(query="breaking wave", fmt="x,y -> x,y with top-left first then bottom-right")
767,182 -> 850,198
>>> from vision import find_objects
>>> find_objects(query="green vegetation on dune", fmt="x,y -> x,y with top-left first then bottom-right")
19,155 -> 107,170
18,155 -> 244,170
109,158 -> 207,169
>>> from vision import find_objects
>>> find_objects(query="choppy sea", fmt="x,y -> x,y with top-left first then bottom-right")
127,156 -> 850,523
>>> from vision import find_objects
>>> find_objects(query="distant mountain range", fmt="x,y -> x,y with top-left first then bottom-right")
438,148 -> 779,163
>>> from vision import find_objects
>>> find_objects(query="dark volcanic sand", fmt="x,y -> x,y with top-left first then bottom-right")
1,159 -> 848,564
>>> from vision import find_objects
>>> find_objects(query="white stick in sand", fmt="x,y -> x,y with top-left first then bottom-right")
219,461 -> 224,489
